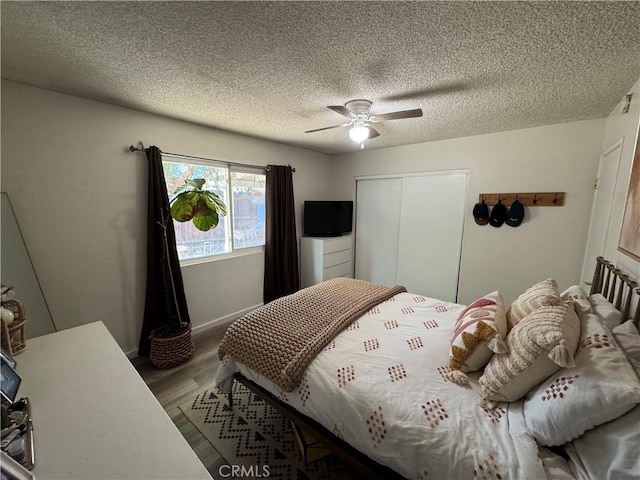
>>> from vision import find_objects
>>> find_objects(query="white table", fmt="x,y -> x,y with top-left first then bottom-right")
14,322 -> 212,479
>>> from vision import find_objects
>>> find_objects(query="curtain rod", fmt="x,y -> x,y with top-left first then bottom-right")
128,145 -> 295,172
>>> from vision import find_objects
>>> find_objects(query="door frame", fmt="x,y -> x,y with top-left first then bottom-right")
580,138 -> 624,287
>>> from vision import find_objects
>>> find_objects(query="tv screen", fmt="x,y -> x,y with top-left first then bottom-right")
303,201 -> 353,237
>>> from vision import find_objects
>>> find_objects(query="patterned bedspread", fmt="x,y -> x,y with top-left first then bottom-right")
216,292 -> 546,479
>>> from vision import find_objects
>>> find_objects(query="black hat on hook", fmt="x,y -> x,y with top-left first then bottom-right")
473,199 -> 490,225
506,199 -> 525,227
489,199 -> 508,227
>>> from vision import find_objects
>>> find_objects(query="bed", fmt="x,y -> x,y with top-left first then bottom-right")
215,256 -> 640,479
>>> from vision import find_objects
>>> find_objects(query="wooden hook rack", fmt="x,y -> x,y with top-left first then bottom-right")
478,192 -> 565,207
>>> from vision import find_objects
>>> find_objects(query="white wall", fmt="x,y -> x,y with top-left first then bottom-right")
4,78 -> 637,355
331,119 -> 606,305
596,79 -> 640,279
1,80 -> 333,354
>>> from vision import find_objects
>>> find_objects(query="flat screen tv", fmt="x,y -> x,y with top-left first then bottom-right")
303,201 -> 353,237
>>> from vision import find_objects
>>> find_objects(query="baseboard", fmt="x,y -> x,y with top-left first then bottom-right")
191,303 -> 263,337
127,303 -> 263,361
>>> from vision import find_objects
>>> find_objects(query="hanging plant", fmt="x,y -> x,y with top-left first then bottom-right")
169,178 -> 227,231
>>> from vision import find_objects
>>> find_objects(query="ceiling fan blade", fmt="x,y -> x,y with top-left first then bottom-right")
327,105 -> 355,118
374,108 -> 423,122
368,127 -> 380,139
304,124 -> 345,133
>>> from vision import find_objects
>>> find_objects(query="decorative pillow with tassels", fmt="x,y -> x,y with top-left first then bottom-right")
478,301 -> 580,408
507,278 -> 561,330
446,291 -> 508,386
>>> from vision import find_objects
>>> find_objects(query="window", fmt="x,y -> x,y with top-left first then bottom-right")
162,156 -> 266,262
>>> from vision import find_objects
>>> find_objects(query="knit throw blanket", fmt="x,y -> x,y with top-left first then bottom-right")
218,277 -> 407,392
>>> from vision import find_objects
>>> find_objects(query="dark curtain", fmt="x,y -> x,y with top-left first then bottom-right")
138,146 -> 191,356
264,165 -> 300,303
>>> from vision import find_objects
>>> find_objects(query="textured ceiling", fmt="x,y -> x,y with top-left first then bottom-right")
2,1 -> 640,155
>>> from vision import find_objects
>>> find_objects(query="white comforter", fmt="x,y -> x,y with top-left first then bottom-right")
216,292 -> 546,479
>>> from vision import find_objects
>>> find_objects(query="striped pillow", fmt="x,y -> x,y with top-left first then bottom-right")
479,301 -> 579,406
507,278 -> 561,329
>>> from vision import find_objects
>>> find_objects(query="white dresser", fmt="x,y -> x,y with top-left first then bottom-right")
13,322 -> 212,480
300,235 -> 353,288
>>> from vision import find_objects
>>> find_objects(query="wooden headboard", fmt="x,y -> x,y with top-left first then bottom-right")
590,256 -> 640,327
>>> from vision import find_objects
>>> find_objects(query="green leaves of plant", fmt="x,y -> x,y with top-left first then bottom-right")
192,205 -> 219,231
174,178 -> 206,193
203,191 -> 227,216
170,192 -> 197,222
169,179 -> 227,231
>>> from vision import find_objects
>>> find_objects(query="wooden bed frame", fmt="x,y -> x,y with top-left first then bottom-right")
590,256 -> 640,327
229,256 -> 640,479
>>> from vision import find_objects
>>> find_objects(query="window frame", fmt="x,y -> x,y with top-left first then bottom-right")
162,154 -> 266,266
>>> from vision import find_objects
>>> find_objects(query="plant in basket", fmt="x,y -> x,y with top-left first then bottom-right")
148,179 -> 226,368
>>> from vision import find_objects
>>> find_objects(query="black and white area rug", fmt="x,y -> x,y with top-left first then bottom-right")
179,381 -> 353,479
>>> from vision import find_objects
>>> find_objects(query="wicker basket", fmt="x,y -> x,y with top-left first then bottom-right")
1,299 -> 27,355
149,323 -> 195,369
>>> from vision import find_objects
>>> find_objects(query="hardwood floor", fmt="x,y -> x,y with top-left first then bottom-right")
135,322 -> 232,478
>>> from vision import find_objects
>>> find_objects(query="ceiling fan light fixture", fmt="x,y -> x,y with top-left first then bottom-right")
349,124 -> 369,145
306,99 -> 421,150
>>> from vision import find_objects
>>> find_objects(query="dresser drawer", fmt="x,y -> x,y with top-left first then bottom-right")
324,249 -> 351,268
324,262 -> 352,280
301,235 -> 353,288
323,235 -> 352,254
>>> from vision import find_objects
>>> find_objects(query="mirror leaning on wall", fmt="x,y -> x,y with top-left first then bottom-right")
1,192 -> 56,347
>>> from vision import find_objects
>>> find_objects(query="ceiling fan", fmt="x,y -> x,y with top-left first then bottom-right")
305,99 -> 423,148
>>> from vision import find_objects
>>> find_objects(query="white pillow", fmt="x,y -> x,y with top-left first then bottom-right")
560,285 -> 592,316
588,293 -> 623,329
613,320 -> 640,368
523,313 -> 640,446
564,321 -> 640,480
479,302 -> 579,404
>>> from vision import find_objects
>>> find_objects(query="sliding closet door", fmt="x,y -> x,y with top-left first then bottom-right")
355,178 -> 402,286
396,173 -> 467,301
355,171 -> 467,302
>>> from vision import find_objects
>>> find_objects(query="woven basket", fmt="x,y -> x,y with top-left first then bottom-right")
149,323 -> 195,369
1,299 -> 27,355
